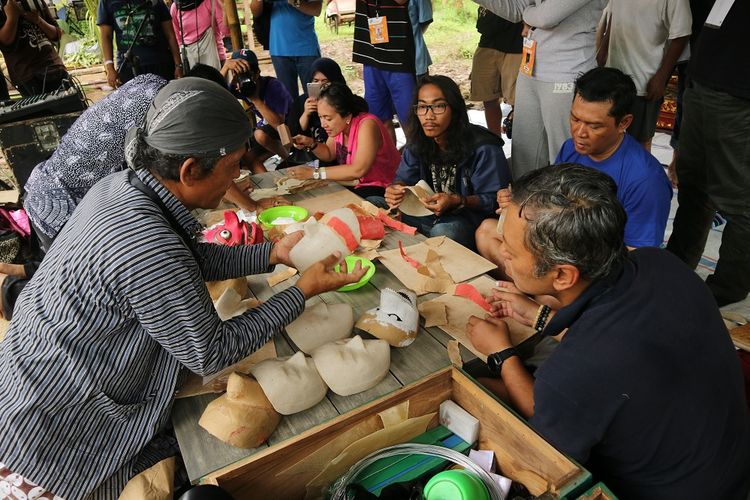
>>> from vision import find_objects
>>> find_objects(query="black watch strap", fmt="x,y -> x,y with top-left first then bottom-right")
487,347 -> 518,376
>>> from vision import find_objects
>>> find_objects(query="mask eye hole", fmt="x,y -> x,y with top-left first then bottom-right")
387,313 -> 403,322
220,229 -> 231,240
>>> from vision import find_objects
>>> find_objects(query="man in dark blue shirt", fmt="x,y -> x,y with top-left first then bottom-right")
467,164 -> 750,498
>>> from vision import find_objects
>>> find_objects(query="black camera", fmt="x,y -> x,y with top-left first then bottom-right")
237,75 -> 257,98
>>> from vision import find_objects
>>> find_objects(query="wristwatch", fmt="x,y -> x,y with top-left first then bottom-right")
487,347 -> 518,377
312,167 -> 321,180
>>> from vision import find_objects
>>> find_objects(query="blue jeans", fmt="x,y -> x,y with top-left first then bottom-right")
271,55 -> 318,98
363,65 -> 416,125
399,212 -> 479,251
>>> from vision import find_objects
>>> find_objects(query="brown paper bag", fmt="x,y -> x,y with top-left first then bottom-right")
379,236 -> 496,295
418,276 -> 535,361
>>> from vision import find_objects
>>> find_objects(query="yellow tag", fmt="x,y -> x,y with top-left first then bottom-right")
520,37 -> 536,77
368,16 -> 389,44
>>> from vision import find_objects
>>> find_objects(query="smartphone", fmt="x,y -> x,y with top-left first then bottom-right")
307,82 -> 322,99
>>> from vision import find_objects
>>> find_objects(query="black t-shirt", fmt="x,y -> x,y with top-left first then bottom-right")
689,0 -> 749,100
532,248 -> 750,499
97,0 -> 172,68
0,9 -> 66,86
476,7 -> 523,54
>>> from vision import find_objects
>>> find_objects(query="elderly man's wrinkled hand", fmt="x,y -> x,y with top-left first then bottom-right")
270,230 -> 303,267
296,253 -> 366,298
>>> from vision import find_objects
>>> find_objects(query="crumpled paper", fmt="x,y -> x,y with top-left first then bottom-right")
250,176 -> 329,201
418,276 -> 535,361
380,236 -> 496,295
398,180 -> 436,217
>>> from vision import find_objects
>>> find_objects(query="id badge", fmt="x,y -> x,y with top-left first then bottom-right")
520,37 -> 536,77
368,16 -> 389,44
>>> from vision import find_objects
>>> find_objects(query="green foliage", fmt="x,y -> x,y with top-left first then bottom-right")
60,0 -> 102,67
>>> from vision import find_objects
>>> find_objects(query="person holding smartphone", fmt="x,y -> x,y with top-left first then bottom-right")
249,0 -> 322,98
285,57 -> 345,165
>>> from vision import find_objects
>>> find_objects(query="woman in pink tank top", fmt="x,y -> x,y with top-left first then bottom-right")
287,82 -> 400,202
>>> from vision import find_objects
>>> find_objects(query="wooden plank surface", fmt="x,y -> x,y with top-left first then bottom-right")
731,323 -> 750,353
172,393 -> 267,481
173,173 -> 478,482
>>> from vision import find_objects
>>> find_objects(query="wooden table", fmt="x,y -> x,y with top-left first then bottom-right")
172,172 -> 481,483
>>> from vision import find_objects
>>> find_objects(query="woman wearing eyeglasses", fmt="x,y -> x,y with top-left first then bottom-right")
384,75 -> 511,250
288,82 -> 400,201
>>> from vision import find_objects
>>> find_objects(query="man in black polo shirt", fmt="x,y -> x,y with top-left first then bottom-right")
467,164 -> 750,498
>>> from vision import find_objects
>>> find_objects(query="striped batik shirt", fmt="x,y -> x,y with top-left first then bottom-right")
352,0 -> 416,73
0,168 -> 305,499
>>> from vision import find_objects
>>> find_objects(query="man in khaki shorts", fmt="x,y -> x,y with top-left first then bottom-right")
470,7 -> 523,137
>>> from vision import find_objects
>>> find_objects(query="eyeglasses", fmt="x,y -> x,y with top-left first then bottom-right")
413,103 -> 449,116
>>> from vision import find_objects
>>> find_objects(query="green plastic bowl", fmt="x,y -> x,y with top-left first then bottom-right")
423,470 -> 490,500
334,256 -> 376,292
257,205 -> 308,229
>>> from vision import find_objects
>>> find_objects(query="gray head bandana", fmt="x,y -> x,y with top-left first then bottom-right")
125,77 -> 251,165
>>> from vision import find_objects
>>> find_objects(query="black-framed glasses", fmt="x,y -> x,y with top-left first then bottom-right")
413,103 -> 448,116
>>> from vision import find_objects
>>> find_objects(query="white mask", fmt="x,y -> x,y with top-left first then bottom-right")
288,208 -> 361,272
356,288 -> 419,347
198,372 -> 281,449
286,302 -> 354,353
250,352 -> 328,415
311,335 -> 390,396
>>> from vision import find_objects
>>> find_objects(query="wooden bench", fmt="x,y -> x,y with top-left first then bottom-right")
325,0 -> 356,33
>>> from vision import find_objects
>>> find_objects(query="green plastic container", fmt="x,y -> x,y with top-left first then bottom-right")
423,469 -> 490,500
333,256 -> 376,291
257,205 -> 308,229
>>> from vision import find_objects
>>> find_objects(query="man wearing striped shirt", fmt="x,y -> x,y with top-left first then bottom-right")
352,0 -> 416,140
0,78 -> 363,498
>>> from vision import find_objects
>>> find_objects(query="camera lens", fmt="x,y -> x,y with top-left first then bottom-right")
238,76 -> 257,97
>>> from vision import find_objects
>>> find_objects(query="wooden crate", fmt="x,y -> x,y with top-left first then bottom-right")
201,367 -> 591,498
577,482 -> 617,500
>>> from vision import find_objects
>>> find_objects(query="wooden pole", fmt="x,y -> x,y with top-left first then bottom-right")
243,0 -> 256,49
224,0 -> 244,50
